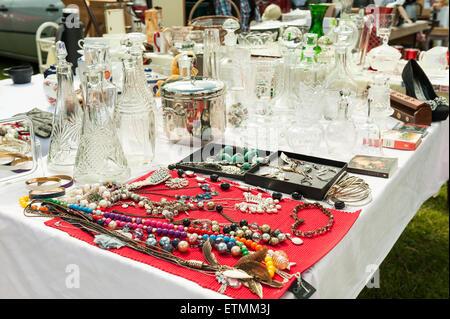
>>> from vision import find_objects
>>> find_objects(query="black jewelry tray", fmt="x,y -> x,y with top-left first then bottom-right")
244,151 -> 348,200
175,143 -> 274,181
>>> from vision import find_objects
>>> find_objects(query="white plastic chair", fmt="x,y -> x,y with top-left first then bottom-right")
36,22 -> 59,73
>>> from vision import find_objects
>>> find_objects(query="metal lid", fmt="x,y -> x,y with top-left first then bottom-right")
160,77 -> 225,100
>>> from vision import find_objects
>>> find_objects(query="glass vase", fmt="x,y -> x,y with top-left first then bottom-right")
309,3 -> 328,52
47,41 -> 83,171
74,67 -> 129,184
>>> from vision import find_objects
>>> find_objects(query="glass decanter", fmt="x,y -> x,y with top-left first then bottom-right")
114,57 -> 156,168
74,66 -> 129,184
219,19 -> 252,130
325,89 -> 357,159
83,41 -> 116,114
123,32 -> 157,142
323,19 -> 359,121
47,41 -> 83,172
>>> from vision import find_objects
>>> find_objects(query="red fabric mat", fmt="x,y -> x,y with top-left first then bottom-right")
45,170 -> 361,299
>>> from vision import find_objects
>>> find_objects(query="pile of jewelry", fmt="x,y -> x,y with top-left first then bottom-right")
178,145 -> 270,176
324,173 -> 372,207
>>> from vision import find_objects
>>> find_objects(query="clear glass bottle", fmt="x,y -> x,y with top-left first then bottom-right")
123,33 -> 157,145
114,57 -> 156,168
83,41 -> 116,114
47,41 -> 83,171
219,19 -> 251,129
325,89 -> 357,159
74,66 -> 129,183
324,41 -> 359,121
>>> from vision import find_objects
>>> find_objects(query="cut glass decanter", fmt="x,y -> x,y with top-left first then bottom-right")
47,41 -> 83,171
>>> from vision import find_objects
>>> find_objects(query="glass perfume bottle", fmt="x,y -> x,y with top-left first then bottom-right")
47,41 -> 83,171
325,89 -> 357,159
114,57 -> 156,168
74,66 -> 129,184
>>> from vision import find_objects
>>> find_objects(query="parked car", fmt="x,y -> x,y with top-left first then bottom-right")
0,0 -> 65,62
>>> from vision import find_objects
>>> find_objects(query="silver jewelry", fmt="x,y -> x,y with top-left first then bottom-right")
127,168 -> 171,190
165,177 -> 189,189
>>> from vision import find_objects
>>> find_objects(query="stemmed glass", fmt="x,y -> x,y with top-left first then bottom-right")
367,14 -> 401,73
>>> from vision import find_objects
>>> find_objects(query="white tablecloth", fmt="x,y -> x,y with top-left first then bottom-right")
0,74 -> 448,299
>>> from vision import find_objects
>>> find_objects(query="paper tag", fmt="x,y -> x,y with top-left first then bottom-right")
288,274 -> 316,299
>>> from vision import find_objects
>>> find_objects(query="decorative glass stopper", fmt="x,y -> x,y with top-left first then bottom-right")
223,19 -> 240,46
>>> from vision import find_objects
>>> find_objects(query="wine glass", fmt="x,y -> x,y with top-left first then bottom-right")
375,14 -> 395,46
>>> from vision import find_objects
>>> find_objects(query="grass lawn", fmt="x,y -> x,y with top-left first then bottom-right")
358,183 -> 449,299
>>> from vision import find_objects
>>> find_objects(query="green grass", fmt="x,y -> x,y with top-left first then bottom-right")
358,183 -> 449,299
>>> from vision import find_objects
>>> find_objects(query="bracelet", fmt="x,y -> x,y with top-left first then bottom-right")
29,187 -> 66,200
290,202 -> 334,238
26,177 -> 62,191
48,175 -> 74,188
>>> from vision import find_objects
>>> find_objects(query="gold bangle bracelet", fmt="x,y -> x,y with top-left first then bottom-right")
26,177 -> 62,191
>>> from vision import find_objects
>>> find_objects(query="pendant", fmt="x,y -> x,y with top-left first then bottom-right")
287,233 -> 303,245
